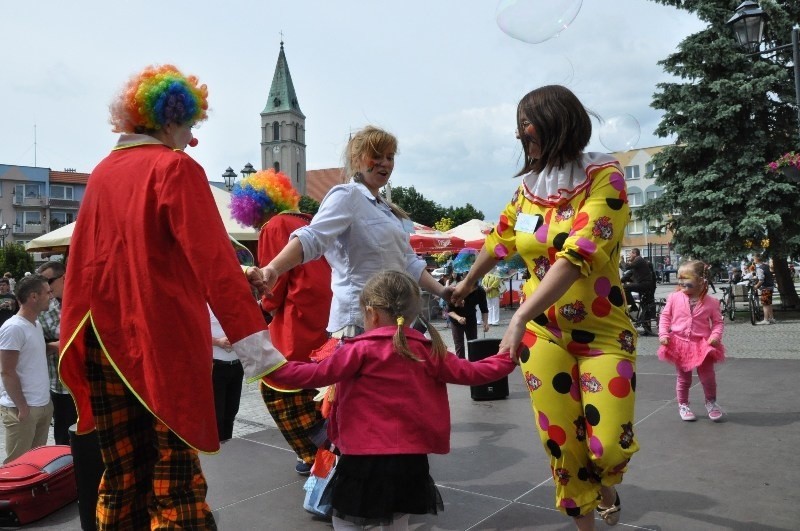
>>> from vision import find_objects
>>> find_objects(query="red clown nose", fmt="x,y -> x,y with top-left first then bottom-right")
188,138 -> 199,147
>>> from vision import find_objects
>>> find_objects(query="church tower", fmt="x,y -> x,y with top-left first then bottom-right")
261,41 -> 307,194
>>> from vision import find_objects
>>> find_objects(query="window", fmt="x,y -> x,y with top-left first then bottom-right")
273,161 -> 280,172
50,185 -> 74,200
295,123 -> 299,141
14,184 -> 40,198
645,162 -> 658,178
16,211 -> 42,226
50,211 -> 75,229
272,121 -> 280,141
624,165 -> 640,180
627,219 -> 643,234
296,163 -> 300,183
628,192 -> 643,207
646,190 -> 660,202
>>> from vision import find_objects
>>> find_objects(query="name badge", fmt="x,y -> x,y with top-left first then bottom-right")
402,218 -> 415,234
515,213 -> 543,234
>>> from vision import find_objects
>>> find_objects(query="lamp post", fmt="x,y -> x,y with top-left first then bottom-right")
240,162 -> 257,179
727,1 -> 800,142
0,224 -> 9,248
222,167 -> 237,191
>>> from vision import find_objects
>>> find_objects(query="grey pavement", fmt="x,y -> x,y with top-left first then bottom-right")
6,281 -> 800,529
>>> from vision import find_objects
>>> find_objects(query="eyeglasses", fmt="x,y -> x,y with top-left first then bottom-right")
677,281 -> 695,289
47,275 -> 64,285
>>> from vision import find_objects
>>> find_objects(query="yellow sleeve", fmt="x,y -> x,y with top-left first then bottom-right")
556,166 -> 630,277
484,185 -> 523,260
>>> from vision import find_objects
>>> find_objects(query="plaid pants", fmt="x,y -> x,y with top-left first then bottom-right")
260,383 -> 324,464
86,337 -> 216,530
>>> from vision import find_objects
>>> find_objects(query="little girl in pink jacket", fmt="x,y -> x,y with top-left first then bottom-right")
267,270 -> 516,530
658,260 -> 725,422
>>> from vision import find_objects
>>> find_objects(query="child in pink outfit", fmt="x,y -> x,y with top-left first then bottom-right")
658,260 -> 725,422
267,270 -> 516,530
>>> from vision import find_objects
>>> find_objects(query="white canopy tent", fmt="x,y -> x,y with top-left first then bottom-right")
26,185 -> 258,253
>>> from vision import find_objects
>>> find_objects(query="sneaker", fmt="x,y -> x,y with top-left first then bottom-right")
755,320 -> 772,325
295,459 -> 312,476
705,401 -> 724,422
679,403 -> 696,421
768,319 -> 776,324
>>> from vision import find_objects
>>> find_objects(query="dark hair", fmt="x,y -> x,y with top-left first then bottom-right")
516,85 -> 593,175
35,261 -> 65,276
0,279 -> 8,286
15,274 -> 48,304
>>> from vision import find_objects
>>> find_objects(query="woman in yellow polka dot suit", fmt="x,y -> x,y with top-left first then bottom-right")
452,85 -> 638,530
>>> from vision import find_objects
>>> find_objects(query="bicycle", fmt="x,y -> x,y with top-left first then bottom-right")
629,290 -> 665,336
747,280 -> 764,325
718,283 -> 736,321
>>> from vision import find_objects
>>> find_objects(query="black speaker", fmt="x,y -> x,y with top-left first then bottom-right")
466,338 -> 509,400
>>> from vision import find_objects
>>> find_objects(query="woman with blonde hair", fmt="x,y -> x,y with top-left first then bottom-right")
261,126 -> 450,339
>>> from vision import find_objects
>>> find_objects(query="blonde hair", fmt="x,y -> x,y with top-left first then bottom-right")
344,126 -> 409,220
677,260 -> 709,300
360,270 -> 447,361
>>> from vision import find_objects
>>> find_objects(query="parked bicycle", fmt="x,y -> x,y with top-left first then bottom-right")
628,289 -> 665,336
747,279 -> 764,325
718,282 -> 736,321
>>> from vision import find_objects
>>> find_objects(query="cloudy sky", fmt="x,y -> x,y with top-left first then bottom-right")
2,0 -> 707,221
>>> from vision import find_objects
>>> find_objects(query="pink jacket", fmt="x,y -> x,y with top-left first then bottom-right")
268,326 -> 516,456
658,291 -> 724,343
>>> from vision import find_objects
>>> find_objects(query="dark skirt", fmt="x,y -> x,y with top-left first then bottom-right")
327,454 -> 444,526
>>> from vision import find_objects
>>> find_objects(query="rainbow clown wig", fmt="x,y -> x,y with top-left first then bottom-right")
109,64 -> 209,134
229,169 -> 301,229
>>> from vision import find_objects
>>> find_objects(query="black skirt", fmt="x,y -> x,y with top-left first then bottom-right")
327,454 -> 444,526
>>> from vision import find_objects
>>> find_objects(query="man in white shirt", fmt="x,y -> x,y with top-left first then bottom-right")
0,274 -> 54,463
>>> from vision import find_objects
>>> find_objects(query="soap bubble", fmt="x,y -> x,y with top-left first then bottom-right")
496,254 -> 527,277
496,0 -> 583,44
598,114 -> 641,153
452,248 -> 479,274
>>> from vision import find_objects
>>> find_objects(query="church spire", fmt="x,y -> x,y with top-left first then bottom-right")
263,40 -> 304,118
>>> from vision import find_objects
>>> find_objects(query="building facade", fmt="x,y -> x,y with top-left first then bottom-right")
0,164 -> 88,257
611,145 -> 674,267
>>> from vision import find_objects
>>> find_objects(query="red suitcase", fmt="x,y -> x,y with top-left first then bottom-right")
0,445 -> 78,525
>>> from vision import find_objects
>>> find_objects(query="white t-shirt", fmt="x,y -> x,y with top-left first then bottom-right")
0,315 -> 50,407
209,306 -> 237,363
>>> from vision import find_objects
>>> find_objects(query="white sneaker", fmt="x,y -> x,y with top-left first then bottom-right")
755,320 -> 771,325
679,403 -> 696,421
768,319 -> 776,324
705,401 -> 724,422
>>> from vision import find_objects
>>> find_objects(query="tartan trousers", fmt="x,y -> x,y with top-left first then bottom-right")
260,383 -> 324,464
86,336 -> 216,530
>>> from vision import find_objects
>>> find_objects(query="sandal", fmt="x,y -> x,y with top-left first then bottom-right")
596,491 -> 621,526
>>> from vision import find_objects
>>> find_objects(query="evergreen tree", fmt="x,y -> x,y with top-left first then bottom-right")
642,0 -> 800,306
299,195 -> 320,216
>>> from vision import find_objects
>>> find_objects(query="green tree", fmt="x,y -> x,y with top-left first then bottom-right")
0,243 -> 36,280
385,186 -> 445,227
299,196 -> 320,216
643,0 -> 800,306
445,203 -> 484,227
433,218 -> 454,232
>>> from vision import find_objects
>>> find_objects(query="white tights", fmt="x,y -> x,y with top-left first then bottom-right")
332,513 -> 410,531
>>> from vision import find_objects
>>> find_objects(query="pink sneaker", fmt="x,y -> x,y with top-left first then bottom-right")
705,401 -> 724,421
679,403 -> 696,421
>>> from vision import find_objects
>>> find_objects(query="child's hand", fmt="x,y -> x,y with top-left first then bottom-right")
708,338 -> 719,346
659,337 -> 669,346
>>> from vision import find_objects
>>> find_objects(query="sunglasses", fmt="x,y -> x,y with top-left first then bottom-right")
47,275 -> 64,285
677,281 -> 695,289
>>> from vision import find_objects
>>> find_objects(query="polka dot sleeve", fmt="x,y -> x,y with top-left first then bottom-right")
555,166 -> 629,277
484,185 -> 523,260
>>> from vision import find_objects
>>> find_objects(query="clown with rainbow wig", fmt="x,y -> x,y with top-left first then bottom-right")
230,169 -> 332,477
59,64 -> 286,529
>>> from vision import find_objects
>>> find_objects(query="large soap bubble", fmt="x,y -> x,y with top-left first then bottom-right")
496,0 -> 583,44
598,114 -> 641,153
452,248 -> 479,274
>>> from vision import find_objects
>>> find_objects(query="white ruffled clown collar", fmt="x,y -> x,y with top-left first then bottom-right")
522,152 -> 620,207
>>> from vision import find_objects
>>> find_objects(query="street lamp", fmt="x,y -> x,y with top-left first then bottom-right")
727,1 -> 800,142
222,167 -> 237,191
240,162 -> 257,179
0,224 -> 9,248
